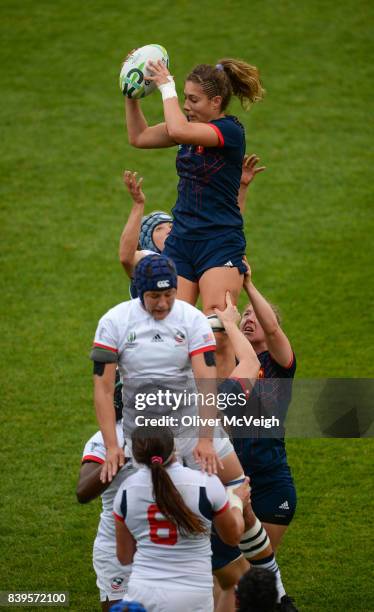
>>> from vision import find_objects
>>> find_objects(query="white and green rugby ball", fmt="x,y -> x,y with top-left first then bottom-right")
119,44 -> 169,99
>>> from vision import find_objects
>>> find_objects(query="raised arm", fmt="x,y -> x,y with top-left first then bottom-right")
147,60 -> 222,146
214,291 -> 260,380
238,154 -> 266,214
125,98 -> 176,148
243,261 -> 293,367
119,171 -> 147,277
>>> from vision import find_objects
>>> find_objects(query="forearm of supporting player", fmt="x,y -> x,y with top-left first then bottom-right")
119,206 -> 144,270
246,282 -> 279,335
238,183 -> 250,214
94,390 -> 118,449
76,463 -> 110,503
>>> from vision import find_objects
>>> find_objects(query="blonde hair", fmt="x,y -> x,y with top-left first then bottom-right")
186,58 -> 265,111
245,302 -> 282,325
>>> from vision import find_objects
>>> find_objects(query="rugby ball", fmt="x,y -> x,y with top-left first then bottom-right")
119,44 -> 169,99
206,314 -> 225,333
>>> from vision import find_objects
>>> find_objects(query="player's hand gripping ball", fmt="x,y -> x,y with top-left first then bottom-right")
119,44 -> 169,99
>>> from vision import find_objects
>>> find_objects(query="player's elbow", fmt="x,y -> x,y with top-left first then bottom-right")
128,132 -> 145,148
166,125 -> 187,144
119,248 -> 132,267
76,485 -> 90,504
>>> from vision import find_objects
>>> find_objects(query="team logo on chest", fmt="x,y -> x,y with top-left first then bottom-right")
195,145 -> 205,154
125,331 -> 137,348
174,329 -> 186,345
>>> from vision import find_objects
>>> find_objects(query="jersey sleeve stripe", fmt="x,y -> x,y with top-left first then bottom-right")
113,512 -> 125,523
93,342 -> 118,353
189,345 -> 216,358
208,123 -> 225,147
213,500 -> 229,516
82,455 -> 105,464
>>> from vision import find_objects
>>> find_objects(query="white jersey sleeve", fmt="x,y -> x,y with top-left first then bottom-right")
187,307 -> 216,358
93,314 -> 119,358
205,474 -> 229,515
82,431 -> 106,464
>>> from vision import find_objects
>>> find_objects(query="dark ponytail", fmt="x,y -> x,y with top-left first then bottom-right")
132,426 -> 207,536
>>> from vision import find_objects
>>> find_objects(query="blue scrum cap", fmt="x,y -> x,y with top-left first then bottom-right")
134,253 -> 178,305
139,211 -> 173,253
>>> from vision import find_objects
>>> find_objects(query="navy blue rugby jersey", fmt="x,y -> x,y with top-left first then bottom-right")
220,351 -> 296,475
171,115 -> 246,239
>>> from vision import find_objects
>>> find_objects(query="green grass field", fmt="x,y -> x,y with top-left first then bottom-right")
1,0 -> 373,610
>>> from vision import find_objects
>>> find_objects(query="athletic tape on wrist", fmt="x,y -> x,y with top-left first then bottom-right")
226,488 -> 243,512
239,517 -> 270,559
225,473 -> 246,513
158,76 -> 177,101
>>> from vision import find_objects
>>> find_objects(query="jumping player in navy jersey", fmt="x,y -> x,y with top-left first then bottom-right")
119,156 -> 265,299
124,57 -> 264,378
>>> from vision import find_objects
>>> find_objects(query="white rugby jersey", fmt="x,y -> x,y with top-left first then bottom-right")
81,423 -> 133,552
113,462 -> 228,589
93,298 -> 216,436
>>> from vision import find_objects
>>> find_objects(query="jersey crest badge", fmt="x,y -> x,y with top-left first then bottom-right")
174,329 -> 186,344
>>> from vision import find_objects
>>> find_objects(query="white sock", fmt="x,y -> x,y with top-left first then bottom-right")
251,553 -> 286,603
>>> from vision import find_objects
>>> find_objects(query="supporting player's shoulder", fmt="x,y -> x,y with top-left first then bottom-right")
82,430 -> 106,463
82,422 -> 124,463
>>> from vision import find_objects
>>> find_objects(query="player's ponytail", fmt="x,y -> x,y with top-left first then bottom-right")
132,426 -> 207,536
186,59 -> 264,111
219,58 -> 265,109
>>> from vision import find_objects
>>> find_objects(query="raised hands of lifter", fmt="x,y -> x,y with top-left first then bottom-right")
234,476 -> 251,508
240,154 -> 266,187
242,257 -> 252,294
214,291 -> 240,329
123,170 -> 145,206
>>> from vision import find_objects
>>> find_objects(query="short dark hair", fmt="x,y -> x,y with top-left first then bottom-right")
236,567 -> 277,612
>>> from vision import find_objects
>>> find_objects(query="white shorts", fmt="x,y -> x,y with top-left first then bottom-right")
126,426 -> 233,469
123,580 -> 213,612
93,545 -> 131,602
175,433 -> 233,470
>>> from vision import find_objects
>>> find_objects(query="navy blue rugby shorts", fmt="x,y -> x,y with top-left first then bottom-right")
211,529 -> 242,572
211,465 -> 296,571
250,465 -> 297,526
163,230 -> 247,282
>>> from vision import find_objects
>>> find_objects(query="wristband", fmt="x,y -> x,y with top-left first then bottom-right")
226,488 -> 243,513
158,76 -> 177,101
